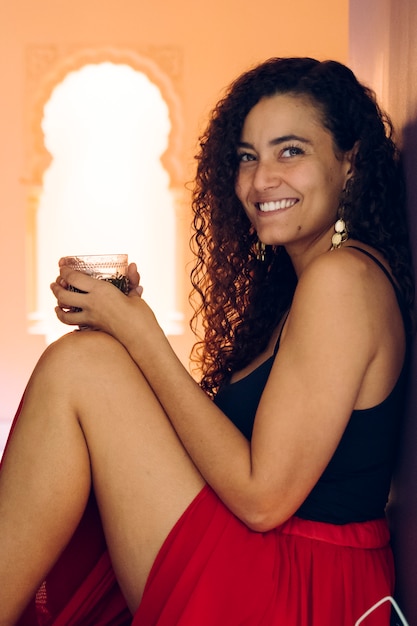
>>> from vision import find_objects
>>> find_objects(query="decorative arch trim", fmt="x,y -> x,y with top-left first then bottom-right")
24,44 -> 185,187
23,45 -> 187,334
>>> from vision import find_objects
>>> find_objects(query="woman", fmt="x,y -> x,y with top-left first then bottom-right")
0,57 -> 413,625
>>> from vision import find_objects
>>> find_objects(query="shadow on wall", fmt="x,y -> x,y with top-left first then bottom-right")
387,116 -> 417,626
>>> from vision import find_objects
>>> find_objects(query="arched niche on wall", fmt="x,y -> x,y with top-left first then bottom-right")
23,45 -> 187,342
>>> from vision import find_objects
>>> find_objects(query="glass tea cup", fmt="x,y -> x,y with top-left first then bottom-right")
62,253 -> 129,328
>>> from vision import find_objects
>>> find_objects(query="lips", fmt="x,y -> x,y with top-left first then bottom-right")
258,199 -> 298,212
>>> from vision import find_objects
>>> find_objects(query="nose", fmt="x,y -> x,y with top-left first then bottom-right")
252,159 -> 282,191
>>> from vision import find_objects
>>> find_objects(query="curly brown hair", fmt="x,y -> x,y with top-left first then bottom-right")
190,57 -> 414,396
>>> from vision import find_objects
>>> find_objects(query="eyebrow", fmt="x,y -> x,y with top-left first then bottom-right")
237,134 -> 313,149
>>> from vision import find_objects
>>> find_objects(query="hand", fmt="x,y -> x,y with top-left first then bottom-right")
50,259 -> 146,334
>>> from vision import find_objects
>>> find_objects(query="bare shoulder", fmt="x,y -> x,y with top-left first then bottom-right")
286,242 -> 405,360
286,243 -> 405,394
288,248 -> 376,346
277,244 -> 405,412
295,244 -> 398,308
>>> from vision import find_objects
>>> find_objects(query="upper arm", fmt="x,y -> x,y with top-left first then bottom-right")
249,253 -> 379,526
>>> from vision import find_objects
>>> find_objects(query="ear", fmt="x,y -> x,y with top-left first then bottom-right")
343,141 -> 359,185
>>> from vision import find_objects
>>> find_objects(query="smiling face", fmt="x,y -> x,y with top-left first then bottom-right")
235,93 -> 354,262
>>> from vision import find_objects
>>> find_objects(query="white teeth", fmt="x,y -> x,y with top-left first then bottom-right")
258,199 -> 297,212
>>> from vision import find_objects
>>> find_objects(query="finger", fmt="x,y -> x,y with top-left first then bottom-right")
50,280 -> 67,298
58,256 -> 76,267
53,284 -> 81,312
54,306 -> 84,326
55,275 -> 68,289
58,266 -> 96,293
50,280 -> 88,314
127,262 -> 140,287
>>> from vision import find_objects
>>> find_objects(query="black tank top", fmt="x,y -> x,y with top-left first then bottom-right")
214,247 -> 409,524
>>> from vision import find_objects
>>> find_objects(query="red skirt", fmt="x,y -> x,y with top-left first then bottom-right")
134,486 -> 394,626
3,401 -> 394,626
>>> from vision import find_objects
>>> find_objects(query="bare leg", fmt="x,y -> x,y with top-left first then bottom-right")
0,331 -> 205,623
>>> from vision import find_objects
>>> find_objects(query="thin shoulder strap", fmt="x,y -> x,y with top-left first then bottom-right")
273,310 -> 290,356
345,245 -> 398,293
345,245 -> 411,338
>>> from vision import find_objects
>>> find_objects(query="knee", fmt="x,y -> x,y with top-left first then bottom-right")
38,330 -> 129,379
21,331 -> 136,420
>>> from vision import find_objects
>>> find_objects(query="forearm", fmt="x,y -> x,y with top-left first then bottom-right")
119,317 -> 269,525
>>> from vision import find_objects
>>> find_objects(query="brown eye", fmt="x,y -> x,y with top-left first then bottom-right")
238,152 -> 256,163
282,146 -> 303,158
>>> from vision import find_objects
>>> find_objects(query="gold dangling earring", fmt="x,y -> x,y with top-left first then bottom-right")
255,240 -> 266,261
331,182 -> 351,250
331,218 -> 348,250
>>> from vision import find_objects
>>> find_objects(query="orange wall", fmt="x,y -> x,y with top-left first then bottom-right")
0,0 -> 349,421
